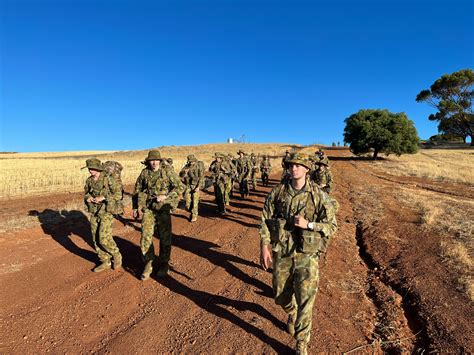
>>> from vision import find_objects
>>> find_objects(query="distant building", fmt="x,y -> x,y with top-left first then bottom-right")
227,138 -> 234,144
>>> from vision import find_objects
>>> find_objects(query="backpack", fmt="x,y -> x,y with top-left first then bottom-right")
103,161 -> 125,215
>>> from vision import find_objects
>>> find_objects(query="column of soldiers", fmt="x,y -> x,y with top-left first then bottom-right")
82,148 -> 337,355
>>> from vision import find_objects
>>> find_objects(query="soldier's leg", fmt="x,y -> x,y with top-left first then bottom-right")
140,209 -> 156,263
97,212 -> 122,269
293,253 -> 320,344
224,180 -> 231,205
216,182 -> 226,213
184,186 -> 191,211
156,210 -> 172,276
273,252 -> 297,315
90,215 -> 111,264
252,173 -> 257,190
191,189 -> 199,221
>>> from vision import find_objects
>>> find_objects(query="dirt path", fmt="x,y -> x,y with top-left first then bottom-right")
0,151 -> 472,353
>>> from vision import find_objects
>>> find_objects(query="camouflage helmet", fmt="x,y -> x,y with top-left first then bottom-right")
187,154 -> 197,162
82,158 -> 103,171
285,153 -> 312,170
145,150 -> 162,161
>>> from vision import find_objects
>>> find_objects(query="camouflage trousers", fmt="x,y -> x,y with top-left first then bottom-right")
239,178 -> 249,197
261,172 -> 269,186
90,212 -> 120,263
251,171 -> 258,190
273,251 -> 320,343
184,186 -> 200,218
141,208 -> 172,264
214,181 -> 226,213
224,179 -> 232,205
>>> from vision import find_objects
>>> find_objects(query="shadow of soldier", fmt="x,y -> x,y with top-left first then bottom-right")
29,208 -> 96,263
156,275 -> 292,353
173,234 -> 273,298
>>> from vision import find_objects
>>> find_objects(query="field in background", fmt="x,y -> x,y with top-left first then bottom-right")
373,149 -> 474,184
0,143 -> 300,198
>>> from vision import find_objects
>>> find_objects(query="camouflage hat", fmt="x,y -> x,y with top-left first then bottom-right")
187,154 -> 197,162
317,156 -> 330,166
237,150 -> 245,155
250,153 -> 255,157
214,152 -> 223,158
285,153 -> 312,170
145,150 -> 162,161
82,158 -> 103,171
167,158 -> 173,164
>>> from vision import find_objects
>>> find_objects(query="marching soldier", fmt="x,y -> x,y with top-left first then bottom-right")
260,153 -> 337,355
83,158 -> 123,273
132,150 -> 183,280
209,152 -> 233,214
179,154 -> 204,222
260,155 -> 272,187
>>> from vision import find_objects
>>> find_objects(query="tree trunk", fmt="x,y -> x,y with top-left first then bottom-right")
373,150 -> 379,160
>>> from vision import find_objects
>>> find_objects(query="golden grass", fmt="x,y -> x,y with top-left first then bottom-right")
373,149 -> 474,184
395,187 -> 474,301
0,143 -> 297,198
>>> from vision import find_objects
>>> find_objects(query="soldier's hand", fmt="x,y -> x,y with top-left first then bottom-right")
294,215 -> 309,229
260,244 -> 273,271
95,196 -> 106,203
155,195 -> 167,202
86,197 -> 94,203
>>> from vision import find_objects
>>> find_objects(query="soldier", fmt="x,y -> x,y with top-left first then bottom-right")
250,153 -> 259,191
225,154 -> 238,203
179,154 -> 204,222
281,150 -> 291,182
315,148 -> 325,160
236,150 -> 251,198
209,152 -> 232,214
165,158 -> 175,173
132,150 -> 183,280
259,153 -> 337,355
260,155 -> 272,187
311,156 -> 333,194
83,158 -> 123,272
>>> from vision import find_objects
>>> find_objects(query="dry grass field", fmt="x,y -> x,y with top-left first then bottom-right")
373,149 -> 474,184
0,143 -> 296,198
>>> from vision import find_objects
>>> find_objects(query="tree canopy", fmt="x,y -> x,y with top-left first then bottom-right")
416,68 -> 474,145
343,109 -> 419,159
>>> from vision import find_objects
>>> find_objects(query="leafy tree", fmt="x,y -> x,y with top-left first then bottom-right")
416,69 -> 474,145
343,109 -> 419,159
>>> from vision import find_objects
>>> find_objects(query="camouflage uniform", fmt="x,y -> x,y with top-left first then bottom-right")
209,153 -> 233,214
236,151 -> 251,197
133,150 -> 183,279
260,156 -> 272,186
310,157 -> 333,194
280,151 -> 291,182
250,153 -> 259,191
225,154 -> 238,203
260,153 -> 337,351
179,154 -> 204,221
83,158 -> 123,272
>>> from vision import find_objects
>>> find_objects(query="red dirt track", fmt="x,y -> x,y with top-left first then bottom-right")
1,149 -> 472,353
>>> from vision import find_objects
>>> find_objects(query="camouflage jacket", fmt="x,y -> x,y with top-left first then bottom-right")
260,160 -> 272,173
250,157 -> 259,172
209,159 -> 233,183
311,168 -> 333,194
236,157 -> 252,180
260,179 -> 337,257
84,173 -> 122,215
132,167 -> 184,211
179,161 -> 204,190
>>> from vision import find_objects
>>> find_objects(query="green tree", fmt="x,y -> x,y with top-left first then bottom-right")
343,109 -> 419,159
416,69 -> 474,145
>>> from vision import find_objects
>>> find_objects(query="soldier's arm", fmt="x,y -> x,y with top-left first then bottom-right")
84,179 -> 92,204
132,170 -> 145,210
166,170 -> 185,199
312,189 -> 338,238
259,187 -> 277,247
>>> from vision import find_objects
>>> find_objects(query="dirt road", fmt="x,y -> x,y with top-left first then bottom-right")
1,150 -> 472,353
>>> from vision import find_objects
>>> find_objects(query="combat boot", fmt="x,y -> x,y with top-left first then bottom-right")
113,253 -> 122,270
296,341 -> 308,355
190,215 -> 197,222
93,261 -> 111,273
156,262 -> 169,277
141,261 -> 153,281
287,313 -> 296,336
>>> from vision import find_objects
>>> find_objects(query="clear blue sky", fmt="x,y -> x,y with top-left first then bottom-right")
1,0 -> 473,152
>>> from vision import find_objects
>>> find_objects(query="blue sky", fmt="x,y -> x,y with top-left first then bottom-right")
1,0 -> 473,152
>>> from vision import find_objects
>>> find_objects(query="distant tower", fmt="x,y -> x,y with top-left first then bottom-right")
227,138 -> 234,144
